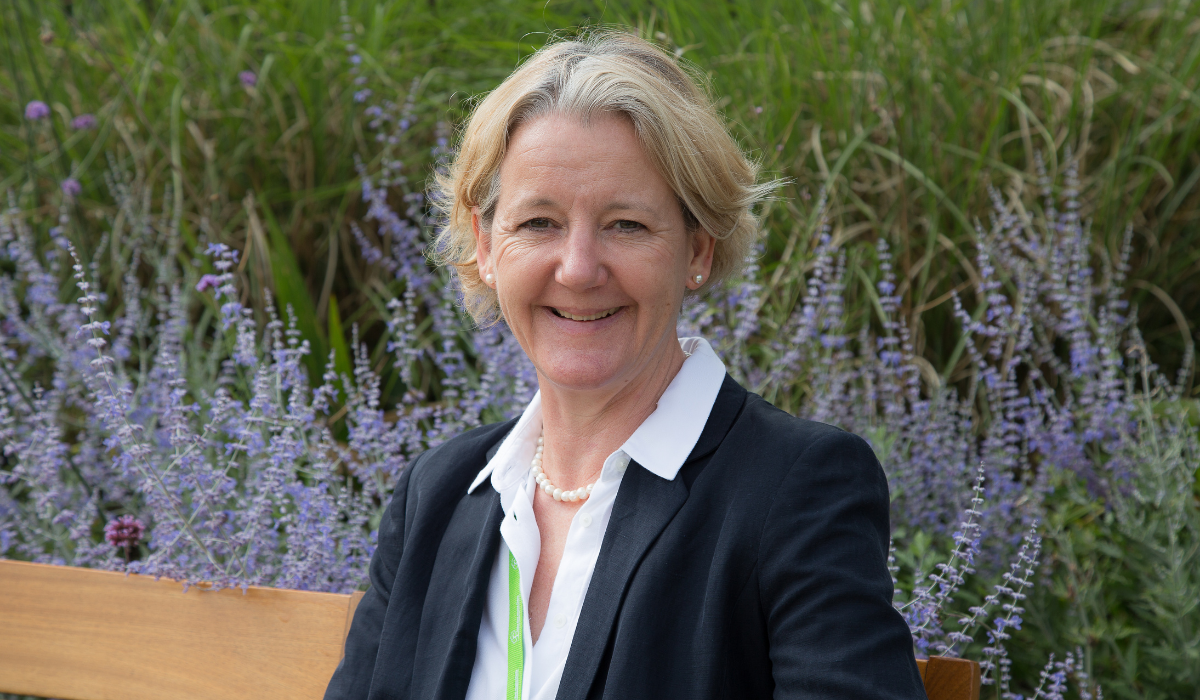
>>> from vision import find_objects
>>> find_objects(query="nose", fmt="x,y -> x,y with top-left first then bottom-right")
555,225 -> 606,291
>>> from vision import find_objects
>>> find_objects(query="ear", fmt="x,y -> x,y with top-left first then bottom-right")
472,207 -> 495,288
686,229 -> 717,290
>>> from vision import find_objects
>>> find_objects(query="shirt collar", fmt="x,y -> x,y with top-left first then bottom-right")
467,337 -> 726,494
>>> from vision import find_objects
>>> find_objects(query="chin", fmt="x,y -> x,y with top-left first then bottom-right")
535,349 -> 630,392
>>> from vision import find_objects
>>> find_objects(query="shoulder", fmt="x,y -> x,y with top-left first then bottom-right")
727,392 -> 880,480
708,391 -> 888,514
722,396 -> 892,569
406,418 -> 517,496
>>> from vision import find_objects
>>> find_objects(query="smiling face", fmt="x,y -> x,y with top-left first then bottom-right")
473,112 -> 714,396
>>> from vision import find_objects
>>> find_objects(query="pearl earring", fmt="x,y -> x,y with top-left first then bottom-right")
693,274 -> 704,284
485,273 -> 495,285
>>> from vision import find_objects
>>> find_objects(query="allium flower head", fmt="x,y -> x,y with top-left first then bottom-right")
25,100 -> 50,121
71,114 -> 97,130
104,515 -> 146,549
238,70 -> 257,88
60,178 -> 82,198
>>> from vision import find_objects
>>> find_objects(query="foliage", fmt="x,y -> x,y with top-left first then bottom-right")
0,172 -> 533,591
2,1 -> 1199,698
2,0 -> 1197,388
1020,388 -> 1200,700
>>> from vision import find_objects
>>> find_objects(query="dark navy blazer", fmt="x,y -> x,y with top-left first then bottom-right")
325,375 -> 926,700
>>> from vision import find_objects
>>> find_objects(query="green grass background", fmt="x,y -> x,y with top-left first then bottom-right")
3,0 -> 1199,697
4,0 -> 1198,388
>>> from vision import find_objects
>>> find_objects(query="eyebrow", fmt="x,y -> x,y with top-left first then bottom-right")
601,201 -> 656,214
508,197 -> 657,214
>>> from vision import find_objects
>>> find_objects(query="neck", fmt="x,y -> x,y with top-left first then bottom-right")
536,337 -> 686,491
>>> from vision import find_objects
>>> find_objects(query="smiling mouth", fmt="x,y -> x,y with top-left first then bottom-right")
551,307 -> 622,322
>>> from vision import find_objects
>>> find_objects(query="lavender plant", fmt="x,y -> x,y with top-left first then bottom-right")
1023,350 -> 1200,700
6,176 -> 545,591
3,14 -> 1196,694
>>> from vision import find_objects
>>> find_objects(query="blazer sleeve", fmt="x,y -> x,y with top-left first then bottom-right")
324,454 -> 420,700
758,430 -> 927,699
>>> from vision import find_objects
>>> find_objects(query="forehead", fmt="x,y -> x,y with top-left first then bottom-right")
496,112 -> 676,211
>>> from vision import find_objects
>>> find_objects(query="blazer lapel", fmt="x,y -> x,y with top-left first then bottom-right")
412,484 -> 504,700
554,461 -> 688,700
554,374 -> 747,700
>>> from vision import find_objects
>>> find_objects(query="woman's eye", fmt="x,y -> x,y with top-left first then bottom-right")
523,218 -> 552,230
614,220 -> 643,231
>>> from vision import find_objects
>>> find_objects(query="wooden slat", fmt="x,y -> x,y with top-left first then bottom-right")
0,559 -> 357,700
343,589 -> 366,648
917,656 -> 982,700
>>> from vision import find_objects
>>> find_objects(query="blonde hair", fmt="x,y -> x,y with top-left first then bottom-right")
431,30 -> 776,323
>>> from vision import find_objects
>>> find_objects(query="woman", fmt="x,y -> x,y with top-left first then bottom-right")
326,31 -> 925,700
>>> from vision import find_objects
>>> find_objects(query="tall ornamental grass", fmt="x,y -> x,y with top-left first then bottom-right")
2,0 -> 1196,386
2,1 -> 1199,698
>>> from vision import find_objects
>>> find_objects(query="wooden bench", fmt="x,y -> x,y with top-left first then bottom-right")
0,559 -> 980,699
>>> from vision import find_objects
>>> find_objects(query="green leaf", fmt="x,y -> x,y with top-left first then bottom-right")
251,193 -> 327,381
327,293 -> 353,393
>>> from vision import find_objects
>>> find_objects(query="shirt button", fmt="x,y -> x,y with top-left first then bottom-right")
615,459 -> 628,474
554,613 -> 567,629
580,514 -> 593,528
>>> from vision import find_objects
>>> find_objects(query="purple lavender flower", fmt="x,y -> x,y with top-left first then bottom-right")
25,101 -> 50,121
71,114 -> 97,130
354,89 -> 372,103
195,274 -> 222,293
60,178 -> 82,198
238,70 -> 257,88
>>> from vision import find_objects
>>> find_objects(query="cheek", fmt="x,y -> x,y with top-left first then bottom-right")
493,233 -> 551,267
492,240 -> 549,305
627,246 -> 688,308
638,237 -> 691,281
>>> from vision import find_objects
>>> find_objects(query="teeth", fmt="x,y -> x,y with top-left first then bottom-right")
555,307 -> 620,321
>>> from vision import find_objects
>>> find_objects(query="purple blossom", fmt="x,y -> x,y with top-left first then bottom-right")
60,178 -> 82,198
238,70 -> 257,88
71,114 -> 97,130
104,515 -> 145,549
25,100 -> 50,121
195,274 -> 222,293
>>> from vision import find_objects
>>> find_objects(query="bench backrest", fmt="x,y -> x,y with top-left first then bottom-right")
0,559 -> 362,698
0,559 -> 979,700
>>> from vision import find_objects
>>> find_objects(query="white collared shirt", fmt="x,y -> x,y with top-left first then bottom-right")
463,337 -> 727,700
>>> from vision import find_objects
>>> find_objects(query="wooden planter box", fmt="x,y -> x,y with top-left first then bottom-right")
0,559 -> 978,700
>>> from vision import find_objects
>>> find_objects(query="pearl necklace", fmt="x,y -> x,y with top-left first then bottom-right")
531,433 -> 595,502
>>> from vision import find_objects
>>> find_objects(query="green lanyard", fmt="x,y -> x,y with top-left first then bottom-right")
507,550 -> 524,700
